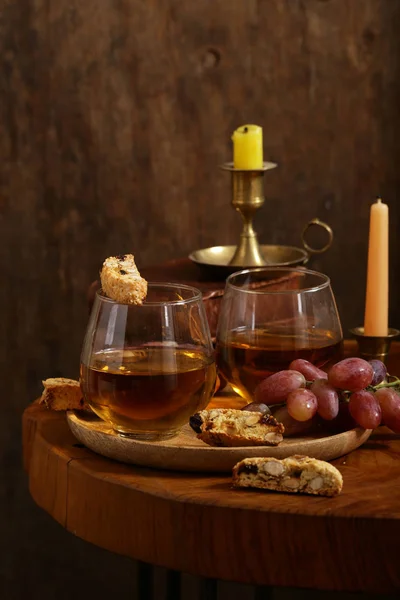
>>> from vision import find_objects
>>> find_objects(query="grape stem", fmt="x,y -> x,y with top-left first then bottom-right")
373,378 -> 400,391
305,374 -> 400,401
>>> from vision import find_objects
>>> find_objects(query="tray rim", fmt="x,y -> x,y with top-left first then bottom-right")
67,410 -> 372,473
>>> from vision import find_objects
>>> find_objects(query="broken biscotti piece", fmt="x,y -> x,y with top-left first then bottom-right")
189,408 -> 284,447
40,378 -> 90,411
232,455 -> 343,497
100,254 -> 148,305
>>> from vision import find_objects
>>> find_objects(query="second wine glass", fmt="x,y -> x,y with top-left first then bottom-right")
216,267 -> 343,402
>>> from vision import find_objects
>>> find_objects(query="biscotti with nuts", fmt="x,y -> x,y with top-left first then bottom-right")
189,408 -> 284,447
100,254 -> 147,305
232,455 -> 343,497
40,378 -> 90,411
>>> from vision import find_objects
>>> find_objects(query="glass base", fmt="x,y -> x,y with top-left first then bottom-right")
113,427 -> 181,441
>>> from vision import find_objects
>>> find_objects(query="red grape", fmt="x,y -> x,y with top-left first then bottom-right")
272,405 -> 318,437
328,358 -> 374,391
286,388 -> 318,422
241,402 -> 271,416
349,390 -> 382,429
368,360 -> 387,386
288,359 -> 328,381
326,402 -> 357,433
375,388 -> 400,433
310,379 -> 339,420
254,370 -> 305,405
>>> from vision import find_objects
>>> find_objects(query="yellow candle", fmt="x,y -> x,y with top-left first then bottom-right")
364,198 -> 389,336
232,124 -> 263,170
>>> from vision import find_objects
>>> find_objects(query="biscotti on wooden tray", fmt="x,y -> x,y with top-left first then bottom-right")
232,455 -> 343,497
190,408 -> 284,447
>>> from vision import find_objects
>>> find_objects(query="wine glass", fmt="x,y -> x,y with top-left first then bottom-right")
216,267 -> 343,401
80,283 -> 216,439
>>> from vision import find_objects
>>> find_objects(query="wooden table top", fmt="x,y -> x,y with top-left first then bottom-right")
23,340 -> 400,594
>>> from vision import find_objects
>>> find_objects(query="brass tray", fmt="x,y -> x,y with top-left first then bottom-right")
189,244 -> 308,278
189,219 -> 333,278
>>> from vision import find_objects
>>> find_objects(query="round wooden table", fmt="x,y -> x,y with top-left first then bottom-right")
23,340 -> 400,594
24,260 -> 400,595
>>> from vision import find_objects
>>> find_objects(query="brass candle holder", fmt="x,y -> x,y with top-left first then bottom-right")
349,326 -> 400,363
188,160 -> 334,277
220,162 -> 277,267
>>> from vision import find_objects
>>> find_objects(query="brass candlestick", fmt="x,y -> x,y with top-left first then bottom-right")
349,326 -> 400,363
220,162 -> 277,267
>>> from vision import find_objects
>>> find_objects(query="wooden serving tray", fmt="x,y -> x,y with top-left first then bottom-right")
67,395 -> 371,472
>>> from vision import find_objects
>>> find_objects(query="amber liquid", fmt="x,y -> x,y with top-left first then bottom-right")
216,328 -> 343,401
80,346 -> 216,438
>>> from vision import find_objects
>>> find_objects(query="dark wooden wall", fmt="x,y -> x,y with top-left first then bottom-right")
1,1 -> 400,598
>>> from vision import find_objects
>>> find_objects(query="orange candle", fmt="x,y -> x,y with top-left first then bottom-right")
364,198 -> 389,336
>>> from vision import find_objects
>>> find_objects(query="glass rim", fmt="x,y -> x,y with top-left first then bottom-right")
226,266 -> 331,295
96,282 -> 203,306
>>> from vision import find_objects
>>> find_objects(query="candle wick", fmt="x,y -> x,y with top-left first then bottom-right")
243,126 -> 248,133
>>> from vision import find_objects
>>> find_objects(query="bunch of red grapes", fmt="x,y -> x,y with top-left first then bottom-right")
253,357 -> 400,432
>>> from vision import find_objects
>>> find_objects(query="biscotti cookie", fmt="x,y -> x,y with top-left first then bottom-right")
100,254 -> 147,304
40,378 -> 90,411
232,455 -> 343,497
189,408 -> 284,447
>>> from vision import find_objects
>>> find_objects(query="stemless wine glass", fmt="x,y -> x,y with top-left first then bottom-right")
80,283 -> 216,439
216,267 -> 343,402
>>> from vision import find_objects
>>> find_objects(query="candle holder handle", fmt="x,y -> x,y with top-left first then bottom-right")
220,162 -> 277,267
301,218 -> 334,255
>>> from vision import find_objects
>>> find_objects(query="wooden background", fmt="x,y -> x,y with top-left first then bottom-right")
1,1 -> 400,598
